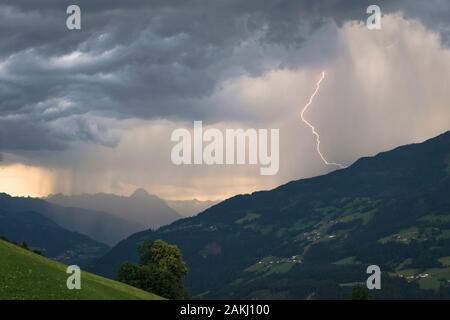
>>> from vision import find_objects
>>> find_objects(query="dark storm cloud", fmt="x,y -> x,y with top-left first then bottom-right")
0,119 -> 65,151
0,0 -> 448,151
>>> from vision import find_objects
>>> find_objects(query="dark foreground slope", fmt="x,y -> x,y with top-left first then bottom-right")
93,131 -> 450,299
0,194 -> 139,246
0,210 -> 108,266
0,240 -> 162,300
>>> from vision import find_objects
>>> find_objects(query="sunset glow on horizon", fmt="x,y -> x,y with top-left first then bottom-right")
0,163 -> 55,198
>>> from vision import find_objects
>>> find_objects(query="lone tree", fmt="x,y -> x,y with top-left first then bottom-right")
351,284 -> 371,300
20,241 -> 29,250
118,240 -> 188,299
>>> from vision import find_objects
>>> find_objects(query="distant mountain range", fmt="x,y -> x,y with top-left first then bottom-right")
47,189 -> 182,235
91,131 -> 450,299
0,188 -> 188,265
0,193 -> 139,246
0,206 -> 108,266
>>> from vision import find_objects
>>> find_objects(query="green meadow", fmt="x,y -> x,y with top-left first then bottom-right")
0,240 -> 163,300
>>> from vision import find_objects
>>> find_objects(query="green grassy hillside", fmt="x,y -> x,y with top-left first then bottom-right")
0,240 -> 163,300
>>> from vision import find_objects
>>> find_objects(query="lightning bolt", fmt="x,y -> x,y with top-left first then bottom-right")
300,71 -> 346,169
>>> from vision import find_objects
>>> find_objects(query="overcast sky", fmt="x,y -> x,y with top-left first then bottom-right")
1,0 -> 450,199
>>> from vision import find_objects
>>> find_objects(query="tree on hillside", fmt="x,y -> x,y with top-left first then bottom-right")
20,241 -> 28,250
351,284 -> 371,300
118,240 -> 188,299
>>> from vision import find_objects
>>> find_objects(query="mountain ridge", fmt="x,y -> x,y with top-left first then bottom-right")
0,193 -> 138,246
46,189 -> 182,233
91,130 -> 450,299
0,209 -> 109,266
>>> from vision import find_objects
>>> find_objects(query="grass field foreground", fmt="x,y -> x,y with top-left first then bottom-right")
0,240 -> 163,300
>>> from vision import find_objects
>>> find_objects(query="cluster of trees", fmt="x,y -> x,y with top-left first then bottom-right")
118,240 -> 188,299
0,236 -> 42,255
